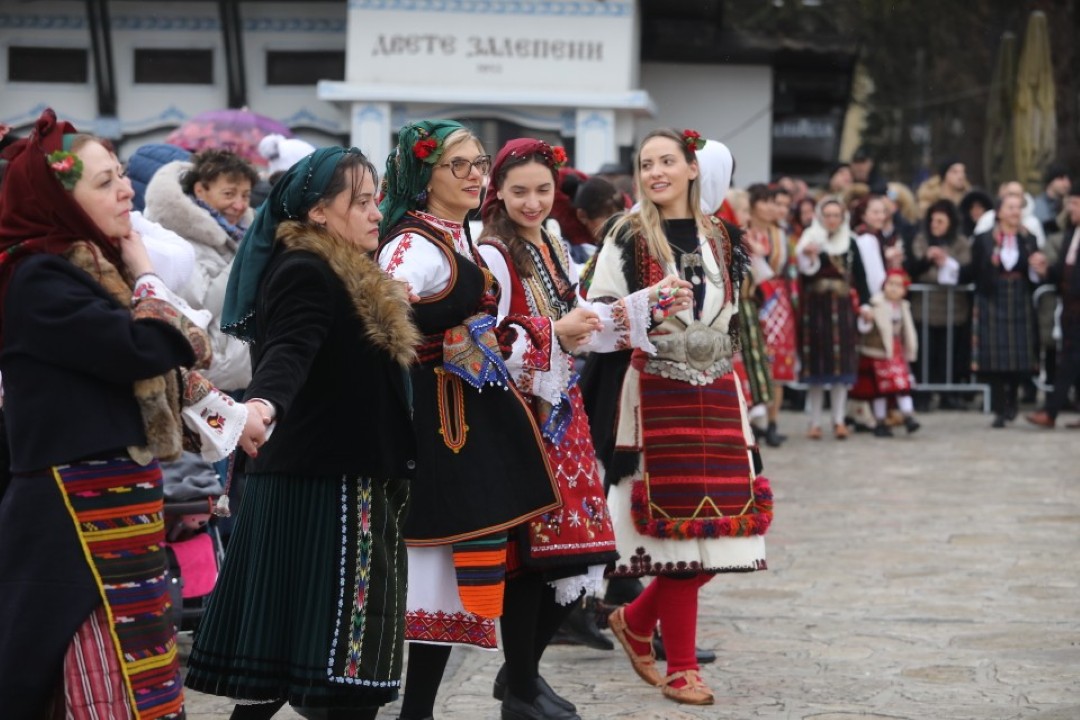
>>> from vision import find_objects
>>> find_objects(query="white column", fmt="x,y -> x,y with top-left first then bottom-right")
575,109 -> 617,174
350,102 -> 392,167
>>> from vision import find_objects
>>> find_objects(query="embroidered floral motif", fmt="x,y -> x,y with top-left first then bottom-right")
344,478 -> 373,678
385,235 -> 413,276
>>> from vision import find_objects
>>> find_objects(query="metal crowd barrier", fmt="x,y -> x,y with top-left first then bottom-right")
908,283 -> 991,413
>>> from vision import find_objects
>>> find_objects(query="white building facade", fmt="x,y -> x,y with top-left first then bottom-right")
1,0 -> 777,182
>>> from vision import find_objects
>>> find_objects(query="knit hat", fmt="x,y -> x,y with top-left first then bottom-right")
257,134 -> 317,176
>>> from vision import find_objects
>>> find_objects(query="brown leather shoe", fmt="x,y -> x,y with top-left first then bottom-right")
834,423 -> 850,439
661,669 -> 715,705
1025,411 -> 1055,428
806,425 -> 823,440
608,606 -> 662,687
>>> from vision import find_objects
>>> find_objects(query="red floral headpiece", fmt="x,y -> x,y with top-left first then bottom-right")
47,150 -> 83,190
682,129 -> 705,154
886,268 -> 911,287
411,128 -> 442,164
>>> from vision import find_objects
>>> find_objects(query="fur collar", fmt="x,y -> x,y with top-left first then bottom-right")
144,160 -> 254,253
276,221 -> 420,367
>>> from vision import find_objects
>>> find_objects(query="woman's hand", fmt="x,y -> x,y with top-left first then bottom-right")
238,400 -> 273,457
648,275 -> 694,316
1030,251 -> 1048,277
926,246 -> 947,267
399,280 -> 420,304
884,244 -> 904,268
554,306 -> 602,351
119,229 -> 154,278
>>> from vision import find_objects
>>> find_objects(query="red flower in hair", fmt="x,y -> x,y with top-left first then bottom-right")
682,129 -> 705,153
551,146 -> 568,169
413,138 -> 439,162
46,150 -> 83,191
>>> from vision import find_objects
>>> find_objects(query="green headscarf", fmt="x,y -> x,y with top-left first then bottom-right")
378,119 -> 467,237
221,146 -> 362,342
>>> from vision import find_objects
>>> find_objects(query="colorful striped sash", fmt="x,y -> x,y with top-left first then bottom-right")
53,458 -> 184,719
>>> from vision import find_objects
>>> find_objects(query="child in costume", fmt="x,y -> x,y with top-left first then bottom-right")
852,268 -> 920,437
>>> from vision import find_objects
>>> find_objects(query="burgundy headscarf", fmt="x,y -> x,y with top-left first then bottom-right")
480,138 -> 561,223
0,109 -> 124,314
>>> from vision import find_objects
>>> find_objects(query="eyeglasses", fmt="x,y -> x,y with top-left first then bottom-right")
438,155 -> 492,179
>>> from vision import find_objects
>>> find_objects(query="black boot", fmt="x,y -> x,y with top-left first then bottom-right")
652,631 -> 717,665
903,416 -> 920,434
764,421 -> 786,447
549,599 -> 613,650
603,577 -> 643,605
873,424 -> 893,438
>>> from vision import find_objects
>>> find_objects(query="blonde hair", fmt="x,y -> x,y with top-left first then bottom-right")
888,181 -> 918,223
610,129 -> 710,267
440,128 -> 484,158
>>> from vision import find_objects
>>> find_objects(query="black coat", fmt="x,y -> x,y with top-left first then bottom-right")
244,247 -> 416,480
968,230 -> 1039,296
0,254 -> 195,473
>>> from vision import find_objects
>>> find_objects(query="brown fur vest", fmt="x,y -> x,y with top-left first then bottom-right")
276,221 -> 419,367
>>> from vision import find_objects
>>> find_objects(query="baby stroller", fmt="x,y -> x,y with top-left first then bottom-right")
162,452 -> 226,633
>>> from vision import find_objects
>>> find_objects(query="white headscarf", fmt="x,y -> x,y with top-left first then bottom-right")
257,134 -> 317,176
696,140 -> 734,215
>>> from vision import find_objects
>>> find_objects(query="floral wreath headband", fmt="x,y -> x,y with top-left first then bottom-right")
506,141 -> 568,171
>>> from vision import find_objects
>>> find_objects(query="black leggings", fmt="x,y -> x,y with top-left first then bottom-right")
499,572 -> 577,701
399,642 -> 452,720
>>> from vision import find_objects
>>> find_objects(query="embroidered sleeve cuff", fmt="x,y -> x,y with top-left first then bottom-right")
580,290 -> 656,354
133,273 -> 213,329
180,370 -> 248,462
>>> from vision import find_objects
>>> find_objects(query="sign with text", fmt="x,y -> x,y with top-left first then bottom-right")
346,0 -> 637,92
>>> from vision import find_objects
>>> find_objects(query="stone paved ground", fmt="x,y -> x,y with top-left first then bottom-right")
181,408 -> 1080,719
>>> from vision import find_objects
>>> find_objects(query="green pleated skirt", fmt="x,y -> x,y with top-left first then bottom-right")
185,473 -> 410,709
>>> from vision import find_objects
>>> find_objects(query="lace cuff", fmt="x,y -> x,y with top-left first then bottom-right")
581,289 -> 657,354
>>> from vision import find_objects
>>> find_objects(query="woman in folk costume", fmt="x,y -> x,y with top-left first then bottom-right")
375,121 -> 570,720
477,139 -> 674,719
744,183 -> 796,447
185,148 -> 419,719
969,193 -> 1048,427
586,129 -> 773,707
795,197 -> 870,439
851,269 -> 921,437
0,109 -> 251,719
733,188 -> 775,438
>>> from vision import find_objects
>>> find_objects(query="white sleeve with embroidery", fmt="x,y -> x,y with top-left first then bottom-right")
578,291 -> 656,354
377,232 -> 452,297
133,273 -> 213,329
579,237 -> 657,355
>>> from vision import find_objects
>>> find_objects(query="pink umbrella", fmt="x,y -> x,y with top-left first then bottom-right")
165,109 -> 293,167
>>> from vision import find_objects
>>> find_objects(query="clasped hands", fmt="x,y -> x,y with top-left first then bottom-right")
239,400 -> 275,457
649,274 -> 694,322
